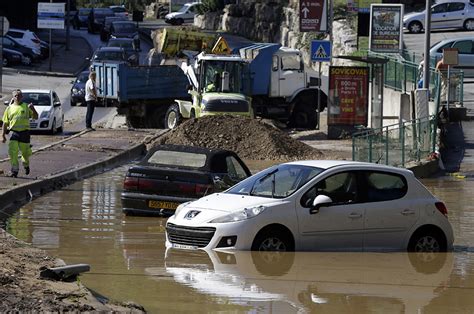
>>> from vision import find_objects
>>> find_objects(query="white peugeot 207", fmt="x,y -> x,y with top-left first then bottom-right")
166,160 -> 454,252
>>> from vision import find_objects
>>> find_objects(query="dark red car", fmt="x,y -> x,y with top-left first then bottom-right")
121,145 -> 251,217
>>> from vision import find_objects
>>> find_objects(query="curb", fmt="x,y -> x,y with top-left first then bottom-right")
0,142 -> 146,218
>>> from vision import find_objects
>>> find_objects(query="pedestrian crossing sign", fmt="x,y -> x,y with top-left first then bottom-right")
311,40 -> 331,62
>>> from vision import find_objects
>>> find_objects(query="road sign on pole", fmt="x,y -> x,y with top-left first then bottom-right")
300,0 -> 328,32
1,16 -> 9,35
311,40 -> 331,62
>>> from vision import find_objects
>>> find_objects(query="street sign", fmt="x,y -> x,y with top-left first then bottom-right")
299,0 -> 327,32
212,37 -> 231,55
38,2 -> 65,29
369,4 -> 403,53
311,40 -> 331,62
443,48 -> 459,66
1,16 -> 9,36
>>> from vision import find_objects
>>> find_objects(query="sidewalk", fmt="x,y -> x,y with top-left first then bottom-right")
0,129 -> 166,218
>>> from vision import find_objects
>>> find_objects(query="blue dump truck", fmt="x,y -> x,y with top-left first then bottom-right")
93,29 -> 326,129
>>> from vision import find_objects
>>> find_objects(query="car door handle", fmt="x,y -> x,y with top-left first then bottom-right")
348,212 -> 362,219
401,209 -> 415,216
279,78 -> 286,80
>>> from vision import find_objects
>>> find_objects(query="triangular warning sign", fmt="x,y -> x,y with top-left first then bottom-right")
314,45 -> 327,59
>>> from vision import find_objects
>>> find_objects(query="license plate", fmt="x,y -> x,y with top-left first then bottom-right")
148,200 -> 179,210
172,243 -> 198,250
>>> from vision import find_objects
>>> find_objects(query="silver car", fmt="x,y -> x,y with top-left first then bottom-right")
403,0 -> 474,33
430,36 -> 474,78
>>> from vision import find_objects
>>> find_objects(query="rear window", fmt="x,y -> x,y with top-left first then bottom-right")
366,172 -> 407,202
147,150 -> 207,168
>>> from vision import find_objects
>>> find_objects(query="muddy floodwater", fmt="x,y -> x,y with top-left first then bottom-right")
5,164 -> 474,313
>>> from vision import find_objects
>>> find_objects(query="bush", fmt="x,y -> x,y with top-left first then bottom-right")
197,0 -> 226,14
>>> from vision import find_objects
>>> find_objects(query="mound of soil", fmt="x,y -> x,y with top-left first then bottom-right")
153,115 -> 324,161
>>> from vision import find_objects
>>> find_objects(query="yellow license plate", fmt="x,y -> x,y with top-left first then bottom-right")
148,200 -> 179,210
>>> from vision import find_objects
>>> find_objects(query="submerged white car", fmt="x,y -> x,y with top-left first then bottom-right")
22,89 -> 64,134
166,160 -> 454,253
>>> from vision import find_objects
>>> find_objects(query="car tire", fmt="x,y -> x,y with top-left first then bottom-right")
176,18 -> 184,25
408,21 -> 423,33
464,19 -> 474,31
50,119 -> 57,135
289,100 -> 317,129
251,227 -> 295,252
70,100 -> 76,107
164,103 -> 182,129
57,116 -> 64,133
22,55 -> 32,66
408,229 -> 447,253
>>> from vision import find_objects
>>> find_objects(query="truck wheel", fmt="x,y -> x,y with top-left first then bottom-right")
290,104 -> 317,129
165,104 -> 182,129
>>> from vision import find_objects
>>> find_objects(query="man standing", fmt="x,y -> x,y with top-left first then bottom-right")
85,71 -> 98,131
1,89 -> 38,177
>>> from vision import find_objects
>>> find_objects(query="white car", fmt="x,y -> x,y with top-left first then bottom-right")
22,89 -> 64,134
166,160 -> 454,253
6,28 -> 42,56
403,0 -> 474,33
430,36 -> 474,78
164,2 -> 202,25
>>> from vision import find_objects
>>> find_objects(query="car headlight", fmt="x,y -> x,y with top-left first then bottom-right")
40,109 -> 52,119
174,202 -> 191,217
210,206 -> 266,223
72,88 -> 79,94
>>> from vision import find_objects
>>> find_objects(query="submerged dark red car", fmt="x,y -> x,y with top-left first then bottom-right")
121,145 -> 251,217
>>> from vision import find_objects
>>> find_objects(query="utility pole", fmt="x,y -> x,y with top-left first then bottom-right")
48,0 -> 52,72
422,0 -> 431,89
66,0 -> 70,51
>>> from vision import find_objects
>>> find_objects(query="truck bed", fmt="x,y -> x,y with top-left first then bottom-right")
92,62 -> 190,103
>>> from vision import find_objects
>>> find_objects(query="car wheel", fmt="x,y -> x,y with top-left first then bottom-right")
50,119 -> 57,135
176,18 -> 184,25
251,227 -> 294,252
70,100 -> 76,107
22,55 -> 32,66
408,229 -> 447,253
164,103 -> 182,129
3,58 -> 8,67
289,100 -> 317,129
464,19 -> 474,31
57,116 -> 64,133
408,21 -> 423,33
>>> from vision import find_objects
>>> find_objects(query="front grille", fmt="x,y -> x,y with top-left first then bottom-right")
166,223 -> 216,247
29,122 -> 38,128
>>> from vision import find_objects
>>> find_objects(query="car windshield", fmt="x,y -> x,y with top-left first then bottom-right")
202,60 -> 245,93
111,7 -> 126,13
22,93 -> 51,107
178,5 -> 191,13
113,23 -> 136,32
76,73 -> 89,83
108,40 -> 134,50
227,164 -> 324,198
94,51 -> 124,61
147,150 -> 207,168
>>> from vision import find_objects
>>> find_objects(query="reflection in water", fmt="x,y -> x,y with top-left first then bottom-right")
4,166 -> 474,313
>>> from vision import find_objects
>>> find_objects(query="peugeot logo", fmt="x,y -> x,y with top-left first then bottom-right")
185,210 -> 201,220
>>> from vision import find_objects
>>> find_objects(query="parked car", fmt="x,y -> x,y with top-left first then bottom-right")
72,7 -> 92,29
166,160 -> 454,252
89,46 -> 137,66
100,16 -> 128,42
2,48 -> 24,67
121,144 -> 251,217
70,70 -> 89,107
1,36 -> 41,65
87,7 -> 115,33
109,21 -> 140,49
6,28 -> 42,55
403,0 -> 474,33
430,36 -> 474,78
21,90 -> 64,134
109,5 -> 128,18
165,2 -> 202,25
107,38 -> 140,64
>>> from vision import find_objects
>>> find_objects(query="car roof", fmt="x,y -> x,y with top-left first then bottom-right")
109,37 -> 133,43
143,144 -> 243,172
432,36 -> 474,47
21,89 -> 52,94
283,160 -> 413,175
112,21 -> 135,26
96,46 -> 125,52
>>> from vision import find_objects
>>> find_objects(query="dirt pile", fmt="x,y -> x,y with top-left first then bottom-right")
0,230 -> 144,312
152,115 -> 324,161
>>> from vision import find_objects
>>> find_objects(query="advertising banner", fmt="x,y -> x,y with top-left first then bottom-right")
328,66 -> 369,126
299,0 -> 327,32
369,4 -> 403,53
38,2 -> 65,29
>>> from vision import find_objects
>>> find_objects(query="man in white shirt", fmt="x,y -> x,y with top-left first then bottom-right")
85,71 -> 98,131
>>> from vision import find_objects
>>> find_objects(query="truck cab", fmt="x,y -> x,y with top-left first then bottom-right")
166,53 -> 253,129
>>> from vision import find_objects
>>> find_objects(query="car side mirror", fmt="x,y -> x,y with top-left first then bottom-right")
53,101 -> 61,107
309,195 -> 332,215
4,100 -> 10,106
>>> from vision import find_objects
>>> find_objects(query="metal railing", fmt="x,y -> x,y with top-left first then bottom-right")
352,116 -> 438,167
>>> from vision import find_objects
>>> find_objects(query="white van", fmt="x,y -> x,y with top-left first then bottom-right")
164,2 -> 202,25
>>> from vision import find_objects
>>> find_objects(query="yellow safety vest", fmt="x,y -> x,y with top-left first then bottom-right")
2,102 -> 32,132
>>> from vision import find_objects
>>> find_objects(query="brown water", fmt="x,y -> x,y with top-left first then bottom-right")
6,165 -> 474,313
